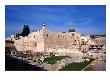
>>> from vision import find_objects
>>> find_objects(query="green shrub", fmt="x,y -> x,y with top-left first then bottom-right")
60,58 -> 94,71
43,56 -> 68,64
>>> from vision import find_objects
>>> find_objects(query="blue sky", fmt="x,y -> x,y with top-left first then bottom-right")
5,5 -> 106,37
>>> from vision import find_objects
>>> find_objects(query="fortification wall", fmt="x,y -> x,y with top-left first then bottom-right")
43,29 -> 82,52
14,28 -> 91,53
14,30 -> 45,52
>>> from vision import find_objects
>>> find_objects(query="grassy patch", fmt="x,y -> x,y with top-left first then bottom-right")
43,56 -> 69,64
60,58 -> 94,71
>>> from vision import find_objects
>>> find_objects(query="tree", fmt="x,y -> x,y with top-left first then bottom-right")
21,25 -> 30,37
16,33 -> 20,39
68,28 -> 75,32
16,33 -> 18,39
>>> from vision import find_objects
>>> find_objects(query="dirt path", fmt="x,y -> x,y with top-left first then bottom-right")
83,59 -> 106,71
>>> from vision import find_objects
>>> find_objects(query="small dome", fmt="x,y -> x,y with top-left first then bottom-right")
42,23 -> 46,26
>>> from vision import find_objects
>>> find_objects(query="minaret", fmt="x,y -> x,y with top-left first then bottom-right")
42,23 -> 46,29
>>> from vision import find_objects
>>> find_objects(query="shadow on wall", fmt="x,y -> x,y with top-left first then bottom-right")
5,55 -> 47,71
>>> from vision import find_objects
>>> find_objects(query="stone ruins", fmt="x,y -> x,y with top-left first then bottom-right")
6,23 -> 106,71
12,23 -> 105,57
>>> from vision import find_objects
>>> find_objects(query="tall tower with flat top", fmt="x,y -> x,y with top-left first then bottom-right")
42,23 -> 46,29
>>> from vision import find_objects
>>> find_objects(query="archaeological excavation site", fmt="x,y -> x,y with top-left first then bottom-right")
5,23 -> 106,71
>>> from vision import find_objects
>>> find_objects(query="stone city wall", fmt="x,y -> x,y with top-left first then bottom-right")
14,28 -> 92,53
